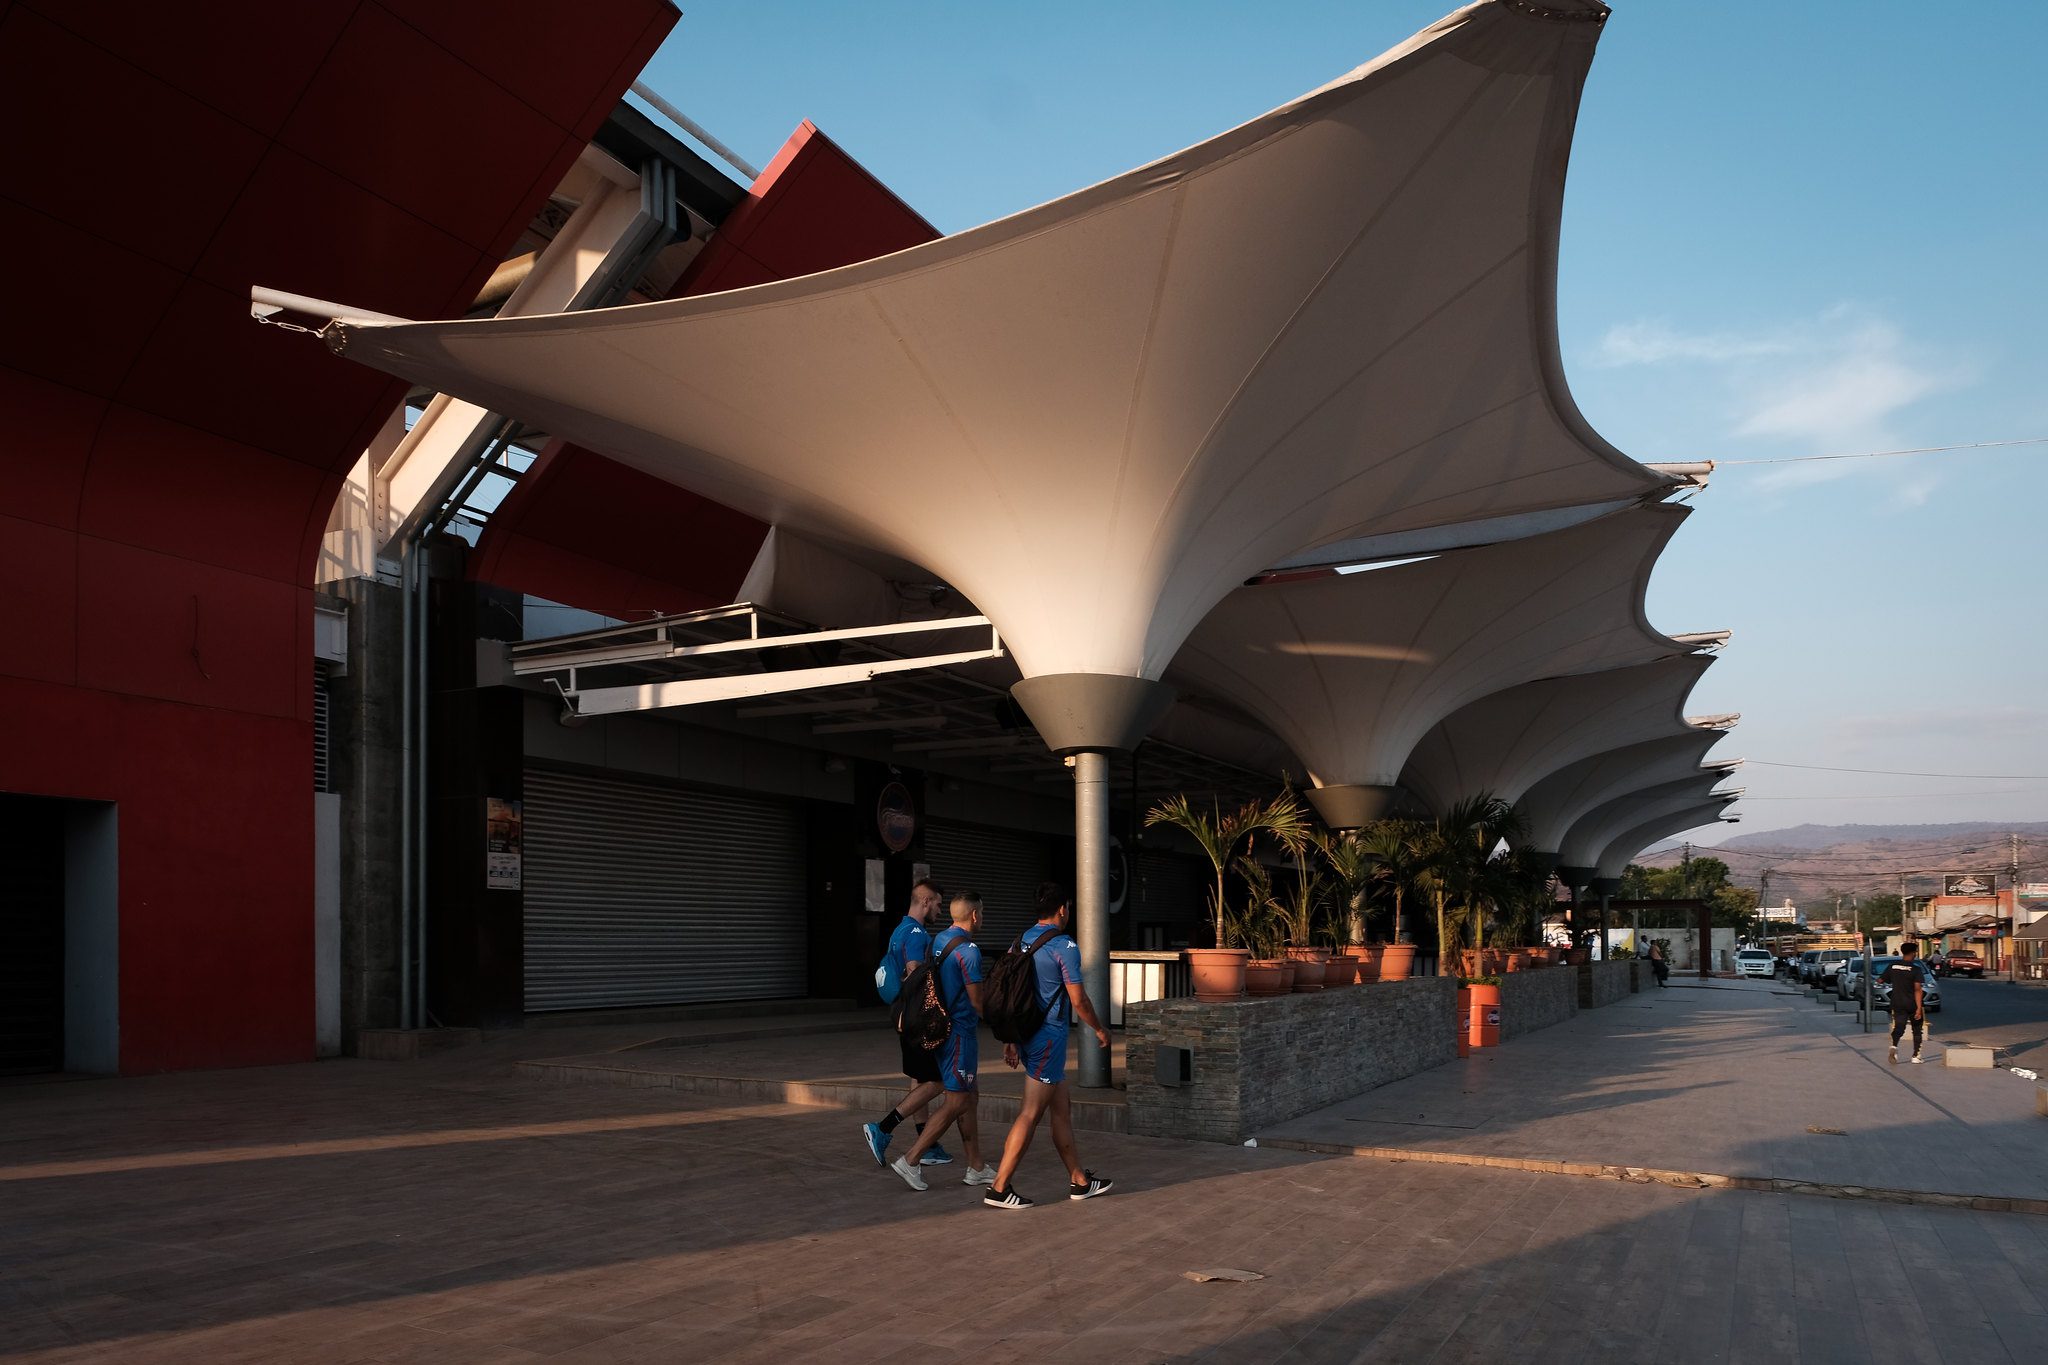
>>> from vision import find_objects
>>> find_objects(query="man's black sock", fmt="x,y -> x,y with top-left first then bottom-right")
878,1110 -> 904,1134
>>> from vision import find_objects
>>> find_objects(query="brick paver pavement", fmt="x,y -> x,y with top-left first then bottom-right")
5,1038 -> 2048,1363
1258,979 -> 2048,1209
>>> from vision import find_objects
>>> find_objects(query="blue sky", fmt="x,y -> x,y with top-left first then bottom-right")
635,1 -> 2048,841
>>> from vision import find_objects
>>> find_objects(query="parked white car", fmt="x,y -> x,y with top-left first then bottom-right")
1734,948 -> 1776,978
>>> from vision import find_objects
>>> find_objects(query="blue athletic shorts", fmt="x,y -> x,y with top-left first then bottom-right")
942,1028 -> 978,1093
1021,1022 -> 1067,1086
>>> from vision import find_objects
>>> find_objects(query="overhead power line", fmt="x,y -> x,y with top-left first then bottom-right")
1714,436 -> 2048,468
1743,760 -> 2048,780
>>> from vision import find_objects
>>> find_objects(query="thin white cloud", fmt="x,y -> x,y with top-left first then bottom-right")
1592,308 -> 1970,494
1593,321 -> 1796,367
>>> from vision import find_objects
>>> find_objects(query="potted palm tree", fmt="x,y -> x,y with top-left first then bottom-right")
1358,819 -> 1427,981
1146,792 -> 1302,1002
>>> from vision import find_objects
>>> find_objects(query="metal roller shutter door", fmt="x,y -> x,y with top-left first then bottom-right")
923,820 -> 1064,950
523,767 -> 806,1011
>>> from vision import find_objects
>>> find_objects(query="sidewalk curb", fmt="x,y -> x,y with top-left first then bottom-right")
1253,1136 -> 2048,1217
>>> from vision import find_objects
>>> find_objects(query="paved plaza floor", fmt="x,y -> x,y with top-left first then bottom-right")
1259,977 -> 2048,1210
5,982 -> 2048,1363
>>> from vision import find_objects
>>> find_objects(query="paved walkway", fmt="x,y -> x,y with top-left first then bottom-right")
520,1019 -> 1130,1131
1258,979 -> 2048,1210
6,1046 -> 2048,1364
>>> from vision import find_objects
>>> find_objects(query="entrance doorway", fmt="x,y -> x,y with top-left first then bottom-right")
0,794 -> 118,1076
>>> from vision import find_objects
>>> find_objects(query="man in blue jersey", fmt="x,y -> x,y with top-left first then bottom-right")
863,879 -> 954,1168
890,892 -> 995,1189
986,881 -> 1113,1209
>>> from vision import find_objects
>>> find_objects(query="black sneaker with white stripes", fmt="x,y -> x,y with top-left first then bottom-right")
983,1186 -> 1034,1210
1068,1171 -> 1114,1200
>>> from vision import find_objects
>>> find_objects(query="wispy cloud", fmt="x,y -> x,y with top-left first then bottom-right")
1593,322 -> 1797,367
1591,307 -> 1971,496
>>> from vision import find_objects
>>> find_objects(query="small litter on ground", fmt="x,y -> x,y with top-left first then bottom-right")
1185,1269 -> 1265,1284
2012,1067 -> 2039,1081
1806,1126 -> 1846,1136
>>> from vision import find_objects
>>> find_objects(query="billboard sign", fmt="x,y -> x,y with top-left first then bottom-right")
1943,873 -> 1997,898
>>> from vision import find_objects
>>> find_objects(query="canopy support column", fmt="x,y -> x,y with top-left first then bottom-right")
1010,672 -> 1178,1093
1073,750 -> 1111,1089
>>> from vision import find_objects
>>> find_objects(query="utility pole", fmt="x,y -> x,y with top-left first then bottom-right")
2011,831 -> 2023,983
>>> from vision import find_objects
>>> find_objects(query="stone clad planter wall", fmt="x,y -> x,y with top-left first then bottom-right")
1124,977 -> 1456,1144
1578,959 -> 1634,1010
1498,966 -> 1577,1040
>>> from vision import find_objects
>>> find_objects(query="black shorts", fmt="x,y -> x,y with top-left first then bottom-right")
899,1025 -> 941,1084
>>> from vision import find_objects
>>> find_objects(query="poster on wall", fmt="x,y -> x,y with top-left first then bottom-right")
863,858 -> 886,914
486,797 -> 523,891
1944,872 -> 1996,898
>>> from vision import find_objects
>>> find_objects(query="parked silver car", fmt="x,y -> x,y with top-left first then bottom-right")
1806,948 -> 1853,986
1870,958 -> 1942,1014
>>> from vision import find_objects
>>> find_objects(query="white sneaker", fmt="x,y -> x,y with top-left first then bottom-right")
1888,1046 -> 1897,1064
889,1155 -> 928,1190
963,1165 -> 998,1187
1909,1053 -> 1925,1065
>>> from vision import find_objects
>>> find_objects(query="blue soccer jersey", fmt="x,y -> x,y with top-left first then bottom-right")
933,924 -> 984,1029
1020,922 -> 1080,1025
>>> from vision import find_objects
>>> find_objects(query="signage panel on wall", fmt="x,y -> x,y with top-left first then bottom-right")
486,797 -> 523,891
1944,873 -> 1997,898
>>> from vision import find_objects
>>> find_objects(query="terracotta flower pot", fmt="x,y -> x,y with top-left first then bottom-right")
1186,948 -> 1249,1002
1483,950 -> 1506,974
1323,955 -> 1357,987
1351,945 -> 1381,982
1244,961 -> 1289,997
1284,949 -> 1326,992
1506,952 -> 1528,974
1277,961 -> 1297,992
1379,943 -> 1417,981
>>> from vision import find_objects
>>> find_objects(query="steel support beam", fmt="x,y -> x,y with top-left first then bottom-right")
1074,750 -> 1111,1089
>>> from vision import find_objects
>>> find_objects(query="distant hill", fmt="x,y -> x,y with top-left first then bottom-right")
1637,822 -> 2048,908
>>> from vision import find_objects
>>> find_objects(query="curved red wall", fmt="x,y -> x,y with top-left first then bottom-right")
0,0 -> 676,1071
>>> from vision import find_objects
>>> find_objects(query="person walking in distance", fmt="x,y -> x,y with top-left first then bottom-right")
863,879 -> 955,1167
889,892 -> 996,1190
1885,940 -> 1930,1064
1647,938 -> 1669,988
985,881 -> 1113,1210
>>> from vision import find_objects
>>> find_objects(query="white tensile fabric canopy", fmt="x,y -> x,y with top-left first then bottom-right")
1399,654 -> 1717,816
302,0 -> 1660,690
1595,800 -> 1740,883
1168,504 -> 1693,802
1518,731 -> 1739,856
1556,772 -> 1738,873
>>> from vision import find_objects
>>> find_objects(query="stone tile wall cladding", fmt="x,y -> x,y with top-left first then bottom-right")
1579,959 -> 1634,1010
1124,977 -> 1456,1144
1498,965 -> 1577,1041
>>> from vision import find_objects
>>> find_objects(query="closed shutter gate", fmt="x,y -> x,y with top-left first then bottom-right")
923,820 -> 1064,950
1133,850 -> 1210,947
523,767 -> 806,1011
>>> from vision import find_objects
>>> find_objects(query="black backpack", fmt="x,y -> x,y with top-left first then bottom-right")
982,930 -> 1063,1044
894,935 -> 967,1051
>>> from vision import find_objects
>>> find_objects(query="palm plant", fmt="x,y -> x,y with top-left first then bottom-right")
1145,791 -> 1310,949
1356,819 -> 1429,945
1422,795 -> 1522,975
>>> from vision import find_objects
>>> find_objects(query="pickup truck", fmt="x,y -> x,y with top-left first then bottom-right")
1937,949 -> 1985,979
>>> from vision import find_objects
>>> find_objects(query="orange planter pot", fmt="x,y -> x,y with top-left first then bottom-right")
1455,986 -> 1472,1056
1322,955 -> 1356,987
1244,961 -> 1288,997
1186,948 -> 1249,1002
1350,946 -> 1381,982
1379,943 -> 1416,981
1284,948 -> 1326,991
